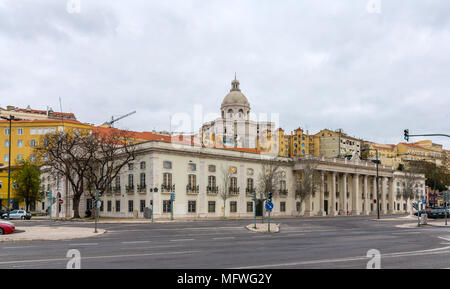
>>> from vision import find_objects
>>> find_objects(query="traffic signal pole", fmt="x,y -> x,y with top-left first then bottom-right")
48,190 -> 52,226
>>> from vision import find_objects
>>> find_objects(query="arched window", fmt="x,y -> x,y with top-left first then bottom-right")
228,109 -> 234,118
238,109 -> 244,118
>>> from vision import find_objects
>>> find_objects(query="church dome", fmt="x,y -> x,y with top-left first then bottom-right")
221,77 -> 250,110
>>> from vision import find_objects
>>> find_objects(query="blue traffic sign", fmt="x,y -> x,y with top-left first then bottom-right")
9,200 -> 13,204
265,202 -> 274,211
422,199 -> 426,204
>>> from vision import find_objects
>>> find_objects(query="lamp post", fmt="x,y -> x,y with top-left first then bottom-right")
0,115 -> 21,220
361,147 -> 380,220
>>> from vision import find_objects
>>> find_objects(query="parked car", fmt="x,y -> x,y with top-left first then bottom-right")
1,210 -> 31,220
0,222 -> 15,235
0,220 -> 15,226
415,208 -> 450,219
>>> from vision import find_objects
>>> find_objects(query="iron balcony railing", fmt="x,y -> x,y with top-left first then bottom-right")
186,185 -> 199,194
126,185 -> 134,194
161,184 -> 175,193
207,186 -> 218,194
229,187 -> 240,195
137,184 -> 146,193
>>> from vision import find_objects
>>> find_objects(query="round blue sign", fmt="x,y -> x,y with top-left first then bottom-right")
265,202 -> 274,211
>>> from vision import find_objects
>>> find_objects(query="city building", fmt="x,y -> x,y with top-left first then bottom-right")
0,105 -> 76,121
314,129 -> 362,159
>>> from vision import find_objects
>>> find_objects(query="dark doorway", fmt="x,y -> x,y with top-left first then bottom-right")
255,200 -> 263,217
324,200 -> 328,215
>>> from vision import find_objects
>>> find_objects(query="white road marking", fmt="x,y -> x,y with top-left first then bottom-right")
392,232 -> 422,235
68,243 -> 98,246
233,245 -> 450,269
438,236 -> 450,242
212,237 -> 235,240
0,250 -> 201,265
170,239 -> 195,242
3,246 -> 37,249
121,241 -> 151,244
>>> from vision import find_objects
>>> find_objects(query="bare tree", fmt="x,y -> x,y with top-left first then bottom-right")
35,128 -> 95,218
85,129 -> 136,199
294,158 -> 320,215
35,128 -> 136,218
256,163 -> 281,200
402,165 -> 421,205
219,166 -> 232,218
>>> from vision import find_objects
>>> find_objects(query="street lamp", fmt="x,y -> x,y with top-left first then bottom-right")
361,147 -> 381,220
0,115 -> 22,220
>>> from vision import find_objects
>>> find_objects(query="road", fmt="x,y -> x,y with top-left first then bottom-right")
0,215 -> 449,269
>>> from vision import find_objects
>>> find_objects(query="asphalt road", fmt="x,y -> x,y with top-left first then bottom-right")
1,215 -> 449,269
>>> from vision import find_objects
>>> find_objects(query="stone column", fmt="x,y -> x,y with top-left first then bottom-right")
351,174 -> 360,215
381,177 -> 388,214
318,171 -> 326,216
304,172 -> 313,217
339,173 -> 348,215
364,175 -> 369,215
389,178 -> 395,214
330,172 -> 337,216
372,176 -> 377,215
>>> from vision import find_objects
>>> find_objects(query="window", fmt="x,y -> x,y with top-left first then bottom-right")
17,140 -> 23,148
128,163 -> 134,170
128,174 -> 134,187
208,165 -> 216,172
115,176 -> 120,188
230,177 -> 238,191
17,154 -> 23,161
30,140 -> 36,147
140,161 -> 146,170
163,173 -> 172,186
280,202 -> 286,212
140,173 -> 146,186
188,174 -> 197,187
140,200 -> 145,212
17,128 -> 23,135
208,201 -> 215,213
107,201 -> 112,212
4,128 -> 10,135
208,176 -> 216,187
247,178 -> 254,190
247,202 -> 253,212
4,140 -> 9,147
115,200 -> 121,212
163,200 -> 171,213
128,200 -> 134,212
0,181 -> 2,189
188,163 -> 197,171
230,201 -> 237,213
188,201 -> 196,213
296,202 -> 301,212
163,161 -> 172,169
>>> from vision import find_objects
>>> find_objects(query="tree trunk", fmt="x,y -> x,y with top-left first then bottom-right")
73,196 -> 81,218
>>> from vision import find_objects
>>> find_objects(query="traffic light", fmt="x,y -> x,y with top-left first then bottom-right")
268,192 -> 272,202
404,129 -> 409,142
168,199 -> 172,205
150,200 -> 153,206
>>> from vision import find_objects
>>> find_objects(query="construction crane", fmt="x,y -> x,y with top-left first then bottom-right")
102,111 -> 136,128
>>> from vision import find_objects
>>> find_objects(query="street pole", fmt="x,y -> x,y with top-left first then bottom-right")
376,149 -> 380,220
6,117 -> 12,220
253,192 -> 256,229
48,190 -> 52,226
445,200 -> 447,226
94,190 -> 99,233
268,210 -> 271,233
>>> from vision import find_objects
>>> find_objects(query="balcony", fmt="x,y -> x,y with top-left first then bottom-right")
137,184 -> 146,193
161,184 -> 175,193
126,185 -> 134,194
229,187 -> 240,196
279,189 -> 288,197
113,186 -> 121,195
246,187 -> 256,196
186,185 -> 199,195
207,186 -> 218,195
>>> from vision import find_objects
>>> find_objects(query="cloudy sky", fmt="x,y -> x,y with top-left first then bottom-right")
0,0 -> 449,148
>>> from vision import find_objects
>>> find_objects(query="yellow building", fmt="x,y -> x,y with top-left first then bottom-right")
257,128 -> 290,157
314,129 -> 362,159
289,127 -> 315,157
0,118 -> 91,210
362,142 -> 399,167
396,142 -> 443,166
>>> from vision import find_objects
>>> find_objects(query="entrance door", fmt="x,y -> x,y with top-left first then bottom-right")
324,200 -> 328,215
255,200 -> 263,217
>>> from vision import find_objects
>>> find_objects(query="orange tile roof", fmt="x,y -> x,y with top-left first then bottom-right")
13,108 -> 76,119
0,119 -> 87,126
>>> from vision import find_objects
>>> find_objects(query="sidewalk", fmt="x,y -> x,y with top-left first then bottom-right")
0,226 -> 106,242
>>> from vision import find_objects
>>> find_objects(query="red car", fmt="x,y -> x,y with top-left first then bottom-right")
0,222 -> 15,235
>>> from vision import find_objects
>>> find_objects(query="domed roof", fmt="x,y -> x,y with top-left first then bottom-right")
221,77 -> 250,110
